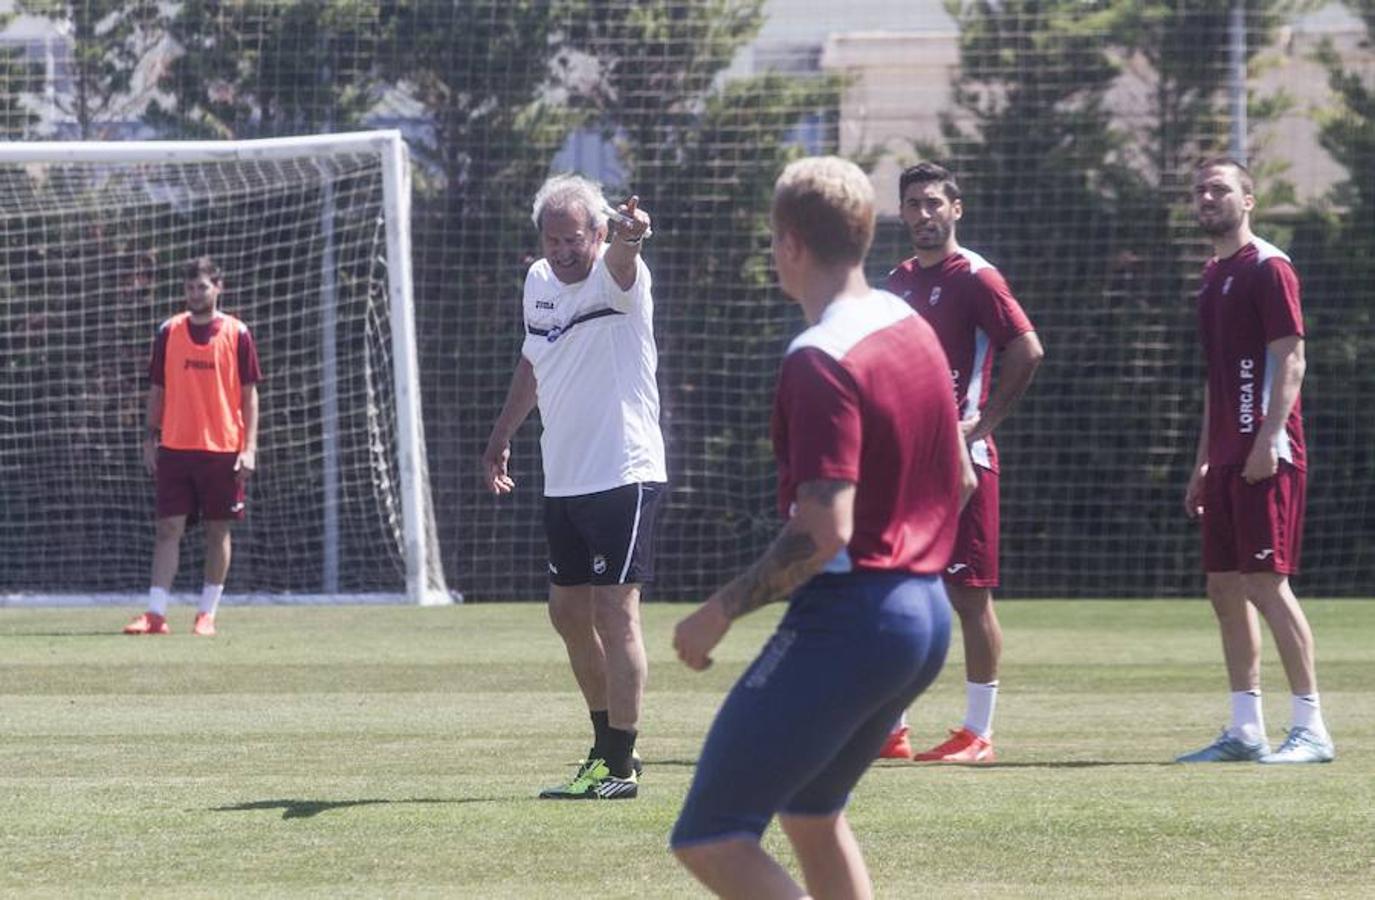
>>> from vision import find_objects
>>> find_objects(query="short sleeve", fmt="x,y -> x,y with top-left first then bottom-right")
883,264 -> 908,298
778,348 -> 862,487
1257,259 -> 1304,343
148,324 -> 169,386
600,255 -> 652,315
520,264 -> 543,363
238,324 -> 262,385
971,267 -> 1034,349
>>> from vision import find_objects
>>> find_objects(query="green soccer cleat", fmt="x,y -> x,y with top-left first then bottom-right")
1175,730 -> 1270,763
1259,726 -> 1335,764
538,758 -> 639,800
576,750 -> 643,777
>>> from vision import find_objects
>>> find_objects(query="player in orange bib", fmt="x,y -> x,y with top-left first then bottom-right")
124,257 -> 261,637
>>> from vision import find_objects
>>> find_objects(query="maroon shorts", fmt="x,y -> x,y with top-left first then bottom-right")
1201,462 -> 1305,575
944,467 -> 999,588
155,448 -> 246,523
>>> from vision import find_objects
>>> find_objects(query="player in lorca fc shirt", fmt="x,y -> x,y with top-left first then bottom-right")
1176,157 -> 1334,765
880,163 -> 1044,763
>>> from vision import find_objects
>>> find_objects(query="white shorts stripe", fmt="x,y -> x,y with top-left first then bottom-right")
618,483 -> 645,584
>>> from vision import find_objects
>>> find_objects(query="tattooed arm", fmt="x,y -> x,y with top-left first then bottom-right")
673,479 -> 855,671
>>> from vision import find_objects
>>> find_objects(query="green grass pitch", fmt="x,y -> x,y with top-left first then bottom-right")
2,599 -> 1372,897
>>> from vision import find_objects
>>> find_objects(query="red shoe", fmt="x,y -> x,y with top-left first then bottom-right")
878,725 -> 913,759
192,613 -> 217,637
913,727 -> 995,763
123,612 -> 169,635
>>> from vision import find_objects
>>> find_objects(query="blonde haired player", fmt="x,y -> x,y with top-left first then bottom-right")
671,156 -> 974,899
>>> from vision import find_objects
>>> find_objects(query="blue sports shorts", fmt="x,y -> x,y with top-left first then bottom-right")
671,571 -> 951,848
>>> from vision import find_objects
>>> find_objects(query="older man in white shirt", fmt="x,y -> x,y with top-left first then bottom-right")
482,173 -> 666,800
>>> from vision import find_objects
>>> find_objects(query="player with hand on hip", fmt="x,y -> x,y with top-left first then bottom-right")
880,163 -> 1043,763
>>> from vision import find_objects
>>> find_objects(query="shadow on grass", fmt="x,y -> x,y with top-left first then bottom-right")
211,797 -> 501,820
4,631 -> 127,637
643,758 -> 698,768
960,761 -> 1176,769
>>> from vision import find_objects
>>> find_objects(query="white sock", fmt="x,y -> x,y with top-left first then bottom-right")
1228,690 -> 1265,742
1291,693 -> 1327,737
198,583 -> 224,616
147,587 -> 170,617
891,711 -> 908,734
963,681 -> 998,738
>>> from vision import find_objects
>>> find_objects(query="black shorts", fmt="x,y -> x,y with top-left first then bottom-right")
543,482 -> 666,586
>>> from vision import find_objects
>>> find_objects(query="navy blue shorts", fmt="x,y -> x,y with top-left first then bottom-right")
543,482 -> 666,586
671,572 -> 951,848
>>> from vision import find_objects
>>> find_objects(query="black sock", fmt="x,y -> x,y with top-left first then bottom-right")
588,709 -> 610,760
603,726 -> 638,778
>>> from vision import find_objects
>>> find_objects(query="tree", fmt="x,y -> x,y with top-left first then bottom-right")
1297,0 -> 1375,586
19,1 -> 162,138
1110,3 -> 1293,174
934,0 -> 1185,595
1316,2 -> 1375,273
0,9 -> 38,138
148,0 -> 382,138
565,2 -> 845,589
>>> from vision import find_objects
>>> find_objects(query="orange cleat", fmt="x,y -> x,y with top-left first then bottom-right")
913,727 -> 995,764
123,612 -> 170,635
191,613 -> 217,637
878,725 -> 914,759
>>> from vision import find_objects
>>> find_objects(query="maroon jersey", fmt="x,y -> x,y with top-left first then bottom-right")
885,247 -> 1033,473
771,289 -> 965,576
149,313 -> 262,387
1197,238 -> 1305,471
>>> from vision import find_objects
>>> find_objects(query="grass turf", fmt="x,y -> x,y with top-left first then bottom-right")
1,599 -> 1372,898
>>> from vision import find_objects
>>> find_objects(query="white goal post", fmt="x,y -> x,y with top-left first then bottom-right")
0,130 -> 453,606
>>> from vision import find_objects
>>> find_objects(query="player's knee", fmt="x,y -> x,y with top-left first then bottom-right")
593,593 -> 640,639
779,810 -> 843,845
153,517 -> 186,542
1239,571 -> 1286,598
947,587 -> 992,619
672,840 -> 728,878
1206,574 -> 1246,607
547,592 -> 592,636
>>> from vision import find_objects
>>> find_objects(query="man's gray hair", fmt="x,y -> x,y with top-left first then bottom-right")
531,173 -> 609,231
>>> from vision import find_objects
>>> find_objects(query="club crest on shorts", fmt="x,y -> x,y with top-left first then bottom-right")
592,554 -> 608,575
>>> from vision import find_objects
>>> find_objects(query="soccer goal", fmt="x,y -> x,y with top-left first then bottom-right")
0,130 -> 453,606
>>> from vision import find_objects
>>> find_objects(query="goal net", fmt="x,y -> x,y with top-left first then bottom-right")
0,131 -> 451,606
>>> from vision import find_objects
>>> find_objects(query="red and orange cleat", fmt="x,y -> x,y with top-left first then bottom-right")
123,612 -> 170,635
913,727 -> 995,764
191,613 -> 217,637
877,725 -> 914,759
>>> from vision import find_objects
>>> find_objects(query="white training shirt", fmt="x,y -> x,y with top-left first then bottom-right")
522,248 -> 667,497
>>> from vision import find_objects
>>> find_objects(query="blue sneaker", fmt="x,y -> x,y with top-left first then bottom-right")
1259,726 -> 1335,764
1176,730 -> 1270,763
